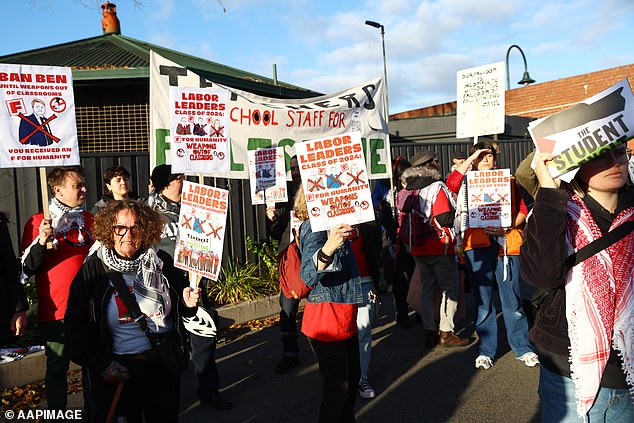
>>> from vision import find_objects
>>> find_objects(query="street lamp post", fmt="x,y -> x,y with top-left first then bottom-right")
365,20 -> 389,113
505,44 -> 536,89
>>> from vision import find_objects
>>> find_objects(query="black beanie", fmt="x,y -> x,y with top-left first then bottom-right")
150,164 -> 173,193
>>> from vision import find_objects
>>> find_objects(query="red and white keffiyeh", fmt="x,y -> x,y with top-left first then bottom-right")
564,191 -> 634,416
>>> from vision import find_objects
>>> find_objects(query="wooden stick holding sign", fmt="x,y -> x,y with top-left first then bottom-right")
39,167 -> 53,249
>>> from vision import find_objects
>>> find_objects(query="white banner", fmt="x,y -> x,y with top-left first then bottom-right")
175,181 -> 229,281
456,61 -> 505,139
0,64 -> 79,168
150,51 -> 391,180
247,147 -> 287,205
169,86 -> 231,174
295,132 -> 374,232
466,169 -> 512,228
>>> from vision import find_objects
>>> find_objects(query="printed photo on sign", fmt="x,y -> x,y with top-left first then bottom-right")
456,62 -> 505,139
150,51 -> 391,180
175,181 -> 229,281
0,64 -> 79,168
169,86 -> 230,175
295,132 -> 374,232
247,147 -> 288,205
466,169 -> 512,228
528,78 -> 634,181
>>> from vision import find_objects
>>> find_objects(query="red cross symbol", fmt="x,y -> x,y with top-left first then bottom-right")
210,123 -> 225,137
18,113 -> 60,144
471,194 -> 482,202
498,193 -> 509,203
308,177 -> 325,192
206,224 -> 223,239
327,173 -> 343,189
181,215 -> 193,229
346,170 -> 365,186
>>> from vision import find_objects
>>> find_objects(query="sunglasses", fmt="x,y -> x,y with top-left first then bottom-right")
590,148 -> 632,169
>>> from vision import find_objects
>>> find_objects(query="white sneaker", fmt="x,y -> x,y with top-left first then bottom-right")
475,355 -> 493,370
518,352 -> 540,367
358,377 -> 376,399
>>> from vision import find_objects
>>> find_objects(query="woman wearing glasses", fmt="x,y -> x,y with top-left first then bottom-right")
520,145 -> 633,422
65,200 -> 200,422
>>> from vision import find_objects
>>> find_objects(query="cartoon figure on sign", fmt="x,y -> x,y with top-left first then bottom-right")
18,98 -> 59,146
327,166 -> 343,189
346,164 -> 365,186
210,119 -> 224,137
193,117 -> 207,136
176,117 -> 191,135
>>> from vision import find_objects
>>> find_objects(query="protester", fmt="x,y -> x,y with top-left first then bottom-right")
0,212 -> 28,346
349,222 -> 381,399
265,155 -> 303,374
295,184 -> 362,423
150,164 -> 233,410
64,200 -> 200,421
400,149 -> 469,348
91,165 -> 140,214
520,146 -> 634,421
20,166 -> 94,411
447,143 -> 537,370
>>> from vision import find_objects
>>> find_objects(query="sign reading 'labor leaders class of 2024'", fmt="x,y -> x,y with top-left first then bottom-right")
0,63 -> 80,168
169,86 -> 231,175
295,131 -> 375,232
175,181 -> 229,282
466,168 -> 512,228
247,146 -> 288,205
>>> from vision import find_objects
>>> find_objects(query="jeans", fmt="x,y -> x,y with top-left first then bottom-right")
413,255 -> 459,332
356,279 -> 375,379
464,244 -> 532,358
190,333 -> 220,401
83,356 -> 180,422
279,291 -> 300,357
39,320 -> 69,411
308,334 -> 360,423
539,366 -> 634,423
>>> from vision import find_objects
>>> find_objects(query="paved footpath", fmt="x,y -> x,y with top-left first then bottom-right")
58,292 -> 540,423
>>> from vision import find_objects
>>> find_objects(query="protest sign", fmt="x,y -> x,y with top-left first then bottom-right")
175,181 -> 229,281
150,51 -> 391,180
169,86 -> 230,174
456,62 -> 505,139
466,169 -> 512,228
295,132 -> 374,232
528,79 -> 634,181
0,64 -> 79,168
247,147 -> 287,205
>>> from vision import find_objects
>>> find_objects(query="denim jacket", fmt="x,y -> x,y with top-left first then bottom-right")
298,220 -> 362,305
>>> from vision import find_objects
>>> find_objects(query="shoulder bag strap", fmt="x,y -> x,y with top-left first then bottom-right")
103,264 -> 151,335
565,220 -> 634,267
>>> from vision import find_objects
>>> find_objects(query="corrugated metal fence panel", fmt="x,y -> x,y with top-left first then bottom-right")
3,139 -> 534,263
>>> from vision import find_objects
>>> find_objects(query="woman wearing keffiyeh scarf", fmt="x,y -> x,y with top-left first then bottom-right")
64,200 -> 200,422
521,145 -> 634,421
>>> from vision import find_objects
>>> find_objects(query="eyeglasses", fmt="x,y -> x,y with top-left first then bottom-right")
591,148 -> 632,169
112,225 -> 138,236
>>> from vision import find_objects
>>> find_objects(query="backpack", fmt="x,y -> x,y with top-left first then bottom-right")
395,188 -> 444,251
278,226 -> 311,300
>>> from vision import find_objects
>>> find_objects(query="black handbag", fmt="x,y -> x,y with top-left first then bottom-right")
105,266 -> 189,376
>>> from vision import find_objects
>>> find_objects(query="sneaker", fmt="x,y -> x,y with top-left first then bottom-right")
275,356 -> 299,374
358,377 -> 376,399
517,352 -> 540,367
475,355 -> 493,370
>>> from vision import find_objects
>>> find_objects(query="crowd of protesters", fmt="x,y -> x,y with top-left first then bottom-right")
1,140 -> 633,421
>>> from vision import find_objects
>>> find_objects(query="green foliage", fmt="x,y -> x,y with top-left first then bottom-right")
210,258 -> 278,305
245,236 -> 279,289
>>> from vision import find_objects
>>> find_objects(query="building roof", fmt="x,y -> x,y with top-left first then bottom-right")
0,33 -> 320,98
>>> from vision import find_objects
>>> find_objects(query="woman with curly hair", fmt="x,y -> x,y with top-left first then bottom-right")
65,200 -> 200,422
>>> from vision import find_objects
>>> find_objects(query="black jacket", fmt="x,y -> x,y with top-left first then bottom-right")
520,187 -> 634,388
64,250 -> 195,376
0,215 -> 28,345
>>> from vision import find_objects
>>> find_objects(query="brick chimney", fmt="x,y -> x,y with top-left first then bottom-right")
101,2 -> 121,34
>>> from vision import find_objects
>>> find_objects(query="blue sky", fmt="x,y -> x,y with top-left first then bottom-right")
3,0 -> 634,114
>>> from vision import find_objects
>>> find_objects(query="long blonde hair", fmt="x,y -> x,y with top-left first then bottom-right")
293,184 -> 309,221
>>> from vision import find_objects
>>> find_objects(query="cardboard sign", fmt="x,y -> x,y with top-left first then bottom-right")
456,62 -> 505,139
466,169 -> 512,228
528,79 -> 634,181
0,64 -> 79,168
169,86 -> 230,174
295,132 -> 374,231
247,147 -> 287,205
150,51 -> 392,180
175,181 -> 229,281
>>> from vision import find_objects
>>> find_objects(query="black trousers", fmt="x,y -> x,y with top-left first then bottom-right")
83,355 -> 180,423
279,291 -> 300,356
308,334 -> 360,423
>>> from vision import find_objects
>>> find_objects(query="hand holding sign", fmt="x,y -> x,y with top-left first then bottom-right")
534,152 -> 561,189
